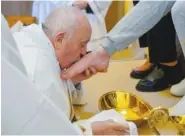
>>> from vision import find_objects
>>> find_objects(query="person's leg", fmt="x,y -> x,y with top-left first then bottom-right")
130,0 -> 155,79
171,1 -> 185,96
172,1 -> 185,57
136,12 -> 183,92
148,13 -> 177,64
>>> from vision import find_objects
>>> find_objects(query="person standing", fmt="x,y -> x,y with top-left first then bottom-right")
61,1 -> 185,96
131,1 -> 184,92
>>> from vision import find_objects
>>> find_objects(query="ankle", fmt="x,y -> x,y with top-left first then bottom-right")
160,61 -> 177,67
134,60 -> 154,71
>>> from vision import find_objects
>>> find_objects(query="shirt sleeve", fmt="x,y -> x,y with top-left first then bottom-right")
100,1 -> 175,56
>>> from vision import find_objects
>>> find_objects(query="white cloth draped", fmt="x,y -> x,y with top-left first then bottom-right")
13,24 -> 77,119
1,14 -> 82,135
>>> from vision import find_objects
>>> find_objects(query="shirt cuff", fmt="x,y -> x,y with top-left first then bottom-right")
100,37 -> 117,56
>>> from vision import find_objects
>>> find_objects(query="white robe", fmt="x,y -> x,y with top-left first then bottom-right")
13,24 -> 78,120
1,14 -> 83,135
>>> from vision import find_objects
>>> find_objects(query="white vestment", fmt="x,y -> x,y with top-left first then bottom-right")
1,14 -> 83,135
13,24 -> 79,120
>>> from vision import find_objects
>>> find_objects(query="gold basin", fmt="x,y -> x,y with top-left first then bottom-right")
99,91 -> 153,126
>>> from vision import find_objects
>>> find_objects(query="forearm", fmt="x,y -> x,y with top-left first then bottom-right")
101,1 -> 175,56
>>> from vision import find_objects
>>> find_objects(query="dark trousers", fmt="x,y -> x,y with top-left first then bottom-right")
133,1 -> 177,63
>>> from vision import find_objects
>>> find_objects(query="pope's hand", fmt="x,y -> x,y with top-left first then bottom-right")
61,46 -> 110,80
92,120 -> 130,135
73,0 -> 88,10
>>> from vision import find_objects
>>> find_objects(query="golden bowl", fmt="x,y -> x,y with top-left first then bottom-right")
99,91 -> 153,126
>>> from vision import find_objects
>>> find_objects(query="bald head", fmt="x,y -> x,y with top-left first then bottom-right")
42,6 -> 91,37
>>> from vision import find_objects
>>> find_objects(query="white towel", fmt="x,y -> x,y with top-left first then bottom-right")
89,109 -> 138,135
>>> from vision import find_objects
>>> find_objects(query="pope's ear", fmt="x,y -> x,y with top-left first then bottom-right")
55,32 -> 65,43
53,32 -> 65,49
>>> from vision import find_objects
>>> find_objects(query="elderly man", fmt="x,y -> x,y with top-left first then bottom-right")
61,1 -> 185,97
2,14 -> 82,135
12,7 -> 137,135
2,14 -> 136,135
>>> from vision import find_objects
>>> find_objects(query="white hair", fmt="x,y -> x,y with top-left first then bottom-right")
42,6 -> 83,37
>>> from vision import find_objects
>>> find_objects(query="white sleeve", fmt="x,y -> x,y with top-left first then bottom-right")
100,1 -> 175,56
